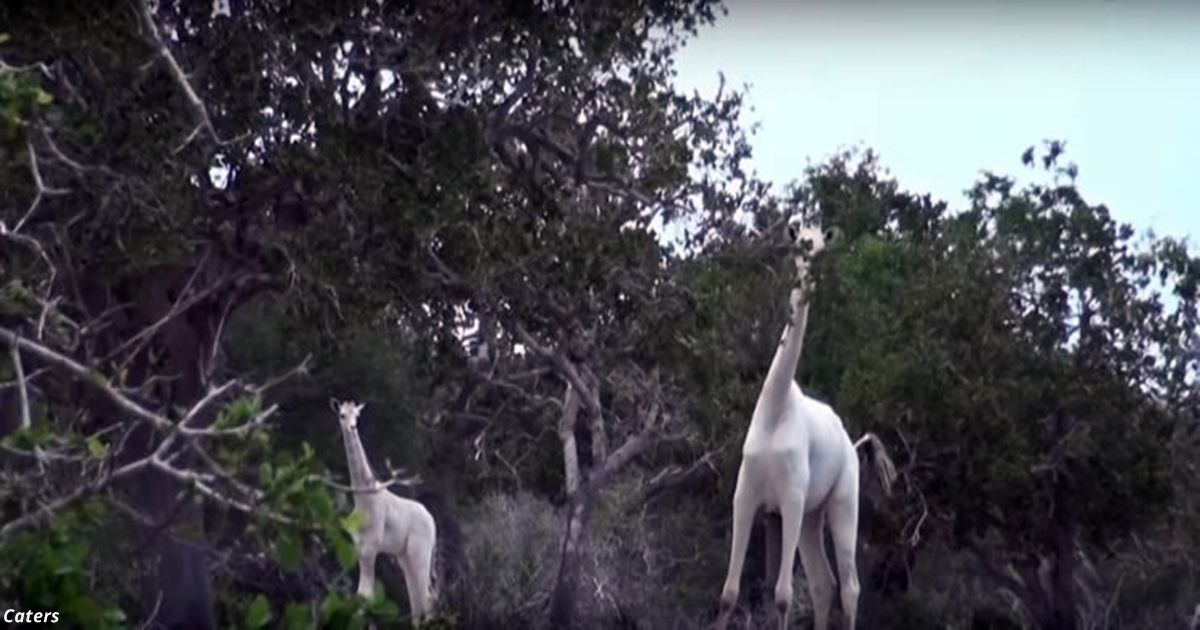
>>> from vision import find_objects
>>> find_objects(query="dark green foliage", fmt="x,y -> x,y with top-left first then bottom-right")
796,145 -> 1198,627
3,0 -> 1199,627
0,502 -> 127,629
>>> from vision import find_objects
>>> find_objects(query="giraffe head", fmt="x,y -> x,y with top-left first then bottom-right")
785,217 -> 836,286
332,398 -> 365,430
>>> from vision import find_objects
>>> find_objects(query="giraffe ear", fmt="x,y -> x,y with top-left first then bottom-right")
823,227 -> 839,244
786,223 -> 799,243
330,398 -> 340,413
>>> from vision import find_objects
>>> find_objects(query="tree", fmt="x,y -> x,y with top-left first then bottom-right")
1,0 -> 765,626
795,144 -> 1199,629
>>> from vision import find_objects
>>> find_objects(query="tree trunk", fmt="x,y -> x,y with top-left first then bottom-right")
94,270 -> 217,630
540,344 -> 662,628
1044,410 -> 1080,630
137,471 -> 218,630
549,489 -> 596,628
84,260 -> 270,629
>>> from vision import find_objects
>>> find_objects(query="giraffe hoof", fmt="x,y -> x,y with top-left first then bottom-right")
774,601 -> 790,630
714,601 -> 735,630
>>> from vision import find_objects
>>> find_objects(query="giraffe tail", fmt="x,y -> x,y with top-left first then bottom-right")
429,533 -> 441,609
854,432 -> 897,497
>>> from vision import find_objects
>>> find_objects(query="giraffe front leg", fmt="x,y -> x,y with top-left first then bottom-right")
717,485 -> 756,629
774,494 -> 807,630
357,548 -> 378,599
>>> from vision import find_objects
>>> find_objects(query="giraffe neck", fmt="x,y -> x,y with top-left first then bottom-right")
753,285 -> 811,430
340,425 -> 377,497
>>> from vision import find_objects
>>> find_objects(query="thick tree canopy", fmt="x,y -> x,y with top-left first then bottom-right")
2,2 -> 1198,629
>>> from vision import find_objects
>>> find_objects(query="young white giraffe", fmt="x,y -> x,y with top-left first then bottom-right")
333,399 -> 437,625
716,218 -> 897,630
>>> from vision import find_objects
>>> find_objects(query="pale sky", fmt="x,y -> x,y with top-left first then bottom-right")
671,0 -> 1198,244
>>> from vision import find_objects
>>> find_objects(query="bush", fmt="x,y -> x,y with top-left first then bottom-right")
461,491 -> 563,628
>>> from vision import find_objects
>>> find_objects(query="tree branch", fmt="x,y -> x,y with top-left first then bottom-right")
510,323 -> 604,417
0,333 -> 310,540
589,392 -> 664,491
248,353 -> 313,395
8,337 -> 32,430
13,140 -> 71,233
559,382 -> 582,497
136,0 -> 245,150
637,449 -> 722,507
0,326 -> 171,432
0,450 -> 152,541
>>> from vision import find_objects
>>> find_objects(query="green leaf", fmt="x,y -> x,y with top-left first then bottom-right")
227,395 -> 261,424
259,462 -> 274,486
340,509 -> 365,535
308,488 -> 335,522
244,594 -> 273,629
85,436 -> 107,458
327,527 -> 357,571
87,371 -> 108,388
34,89 -> 52,106
284,603 -> 311,630
274,532 -> 303,572
53,545 -> 81,576
318,592 -> 347,621
364,593 -> 399,618
0,33 -> 10,45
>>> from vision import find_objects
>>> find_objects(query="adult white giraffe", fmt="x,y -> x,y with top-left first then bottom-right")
716,218 -> 896,630
333,399 -> 437,625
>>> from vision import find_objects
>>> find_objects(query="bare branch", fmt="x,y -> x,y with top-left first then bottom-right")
191,404 -> 279,438
510,323 -> 604,417
601,403 -> 661,477
589,392 -> 665,492
135,0 -> 237,149
0,59 -> 54,79
425,237 -> 605,417
7,337 -> 31,430
148,456 -> 287,522
184,441 -> 258,499
35,295 -> 60,342
637,449 -> 722,507
102,255 -> 214,366
248,353 -> 313,395
137,591 -> 164,630
0,454 -> 152,541
176,379 -> 239,428
0,327 -> 296,440
0,223 -> 58,291
13,140 -> 71,233
320,468 -> 425,495
207,296 -> 235,375
0,326 -> 172,432
0,332 -> 309,543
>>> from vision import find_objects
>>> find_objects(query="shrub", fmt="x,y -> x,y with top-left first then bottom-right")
460,491 -> 563,628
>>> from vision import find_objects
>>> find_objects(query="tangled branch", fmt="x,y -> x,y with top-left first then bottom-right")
135,0 -> 248,152
0,328 -> 314,542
